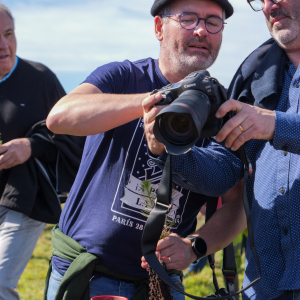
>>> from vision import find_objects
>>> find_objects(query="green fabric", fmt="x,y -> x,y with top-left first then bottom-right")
43,224 -> 183,300
43,224 -> 149,300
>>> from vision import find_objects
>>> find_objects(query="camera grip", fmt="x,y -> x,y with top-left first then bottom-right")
155,91 -> 175,106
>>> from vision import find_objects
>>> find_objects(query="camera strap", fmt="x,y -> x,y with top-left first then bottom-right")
141,145 -> 261,299
205,198 -> 237,297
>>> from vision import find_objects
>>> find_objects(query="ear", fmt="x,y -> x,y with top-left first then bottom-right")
154,16 -> 164,42
221,23 -> 225,33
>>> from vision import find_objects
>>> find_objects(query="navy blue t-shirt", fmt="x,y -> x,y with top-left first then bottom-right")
53,58 -> 213,278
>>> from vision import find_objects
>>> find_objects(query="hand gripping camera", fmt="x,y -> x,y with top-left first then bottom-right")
152,70 -> 227,155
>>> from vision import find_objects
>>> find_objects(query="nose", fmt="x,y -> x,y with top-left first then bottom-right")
263,0 -> 281,14
0,35 -> 9,49
193,19 -> 208,37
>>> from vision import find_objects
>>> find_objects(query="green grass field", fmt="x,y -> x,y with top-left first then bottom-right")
184,250 -> 245,299
16,215 -> 245,300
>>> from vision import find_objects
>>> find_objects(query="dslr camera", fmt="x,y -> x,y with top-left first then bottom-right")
152,70 -> 227,155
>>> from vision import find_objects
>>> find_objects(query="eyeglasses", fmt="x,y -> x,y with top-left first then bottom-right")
247,0 -> 283,12
161,12 -> 226,34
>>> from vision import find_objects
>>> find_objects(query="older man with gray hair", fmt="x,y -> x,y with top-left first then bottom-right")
0,4 -> 84,300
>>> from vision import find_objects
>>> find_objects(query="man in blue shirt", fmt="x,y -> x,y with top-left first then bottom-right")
142,0 -> 300,299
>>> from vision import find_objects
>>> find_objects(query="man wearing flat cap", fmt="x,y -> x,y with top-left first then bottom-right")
44,0 -> 242,299
151,0 -> 233,18
142,0 -> 300,299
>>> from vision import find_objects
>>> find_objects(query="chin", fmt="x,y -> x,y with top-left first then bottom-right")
271,20 -> 300,45
272,30 -> 298,46
183,56 -> 214,70
0,65 -> 12,76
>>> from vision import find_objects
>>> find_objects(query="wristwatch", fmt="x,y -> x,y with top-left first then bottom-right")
185,235 -> 207,263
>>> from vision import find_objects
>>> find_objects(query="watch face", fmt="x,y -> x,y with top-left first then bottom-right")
194,237 -> 207,257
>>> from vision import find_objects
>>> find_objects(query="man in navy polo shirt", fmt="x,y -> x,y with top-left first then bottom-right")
143,0 -> 300,299
45,0 -> 244,299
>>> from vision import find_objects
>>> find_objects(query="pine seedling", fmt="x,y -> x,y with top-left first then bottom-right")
139,180 -> 176,240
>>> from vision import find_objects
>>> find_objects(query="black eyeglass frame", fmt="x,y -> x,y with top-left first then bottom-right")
247,0 -> 284,12
161,12 -> 226,34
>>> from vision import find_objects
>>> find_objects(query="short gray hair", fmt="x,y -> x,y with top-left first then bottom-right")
158,4 -> 172,24
0,4 -> 15,28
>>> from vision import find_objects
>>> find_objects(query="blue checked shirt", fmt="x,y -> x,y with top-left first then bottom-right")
151,56 -> 300,299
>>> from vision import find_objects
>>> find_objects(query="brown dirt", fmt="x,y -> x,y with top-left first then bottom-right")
148,261 -> 173,300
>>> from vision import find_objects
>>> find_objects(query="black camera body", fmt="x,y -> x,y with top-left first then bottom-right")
153,70 -> 227,155
207,288 -> 235,300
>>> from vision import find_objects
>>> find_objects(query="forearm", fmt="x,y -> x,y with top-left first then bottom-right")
197,200 -> 246,255
143,181 -> 247,271
47,92 -> 149,135
150,142 -> 244,197
191,180 -> 246,255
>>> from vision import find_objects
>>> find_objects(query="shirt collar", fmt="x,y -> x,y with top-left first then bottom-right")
285,61 -> 297,80
0,56 -> 19,84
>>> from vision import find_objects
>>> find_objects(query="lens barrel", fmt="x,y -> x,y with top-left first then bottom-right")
153,90 -> 211,155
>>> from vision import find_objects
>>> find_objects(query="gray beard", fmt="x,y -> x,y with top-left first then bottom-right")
160,35 -> 221,77
267,6 -> 300,47
162,50 -> 216,75
272,26 -> 298,46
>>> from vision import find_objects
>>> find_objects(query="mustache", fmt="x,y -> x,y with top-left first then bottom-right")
269,7 -> 291,21
184,37 -> 212,51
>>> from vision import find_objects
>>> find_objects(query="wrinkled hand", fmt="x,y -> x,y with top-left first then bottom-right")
0,138 -> 32,170
143,93 -> 167,156
141,233 -> 197,271
215,99 -> 276,151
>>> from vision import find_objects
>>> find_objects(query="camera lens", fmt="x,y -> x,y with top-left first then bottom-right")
153,89 -> 214,155
159,113 -> 196,145
170,114 -> 190,134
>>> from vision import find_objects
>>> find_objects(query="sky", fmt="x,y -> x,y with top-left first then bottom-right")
1,0 -> 272,93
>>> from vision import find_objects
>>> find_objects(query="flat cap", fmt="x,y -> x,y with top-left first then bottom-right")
151,0 -> 234,19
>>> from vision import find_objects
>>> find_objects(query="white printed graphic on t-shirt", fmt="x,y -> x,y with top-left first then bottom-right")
111,118 -> 190,229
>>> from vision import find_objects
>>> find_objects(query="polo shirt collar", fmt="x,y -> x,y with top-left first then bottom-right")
0,56 -> 19,84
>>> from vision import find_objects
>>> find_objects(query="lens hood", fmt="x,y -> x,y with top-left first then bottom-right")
154,90 -> 211,155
